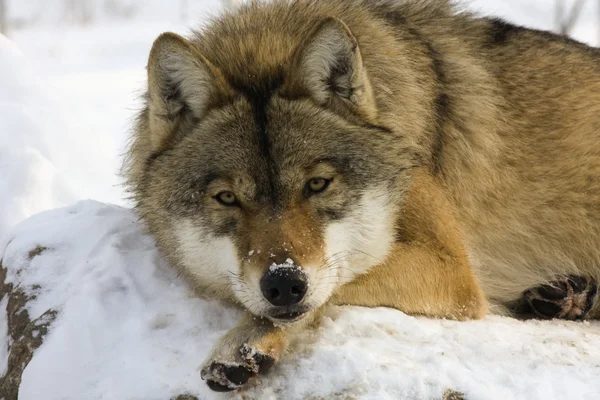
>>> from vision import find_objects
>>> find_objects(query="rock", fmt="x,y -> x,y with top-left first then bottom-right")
443,389 -> 466,400
171,395 -> 199,400
0,248 -> 57,400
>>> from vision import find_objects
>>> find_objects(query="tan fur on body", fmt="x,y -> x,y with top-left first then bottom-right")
124,0 -> 600,390
332,170 -> 487,320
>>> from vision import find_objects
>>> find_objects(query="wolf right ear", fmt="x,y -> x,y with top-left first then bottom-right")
146,32 -> 232,152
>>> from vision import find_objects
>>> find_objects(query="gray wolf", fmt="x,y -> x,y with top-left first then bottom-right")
124,0 -> 600,391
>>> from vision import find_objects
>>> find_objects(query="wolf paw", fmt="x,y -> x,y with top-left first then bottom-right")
525,275 -> 598,320
200,344 -> 275,392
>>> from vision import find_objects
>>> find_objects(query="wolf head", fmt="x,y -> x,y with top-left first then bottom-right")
127,17 -> 419,322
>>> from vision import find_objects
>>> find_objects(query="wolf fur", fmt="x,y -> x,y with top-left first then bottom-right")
124,0 -> 600,391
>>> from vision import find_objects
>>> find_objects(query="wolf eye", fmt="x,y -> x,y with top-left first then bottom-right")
306,178 -> 331,195
215,191 -> 238,206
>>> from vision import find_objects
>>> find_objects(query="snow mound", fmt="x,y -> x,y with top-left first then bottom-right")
0,34 -> 75,241
0,33 -> 126,242
1,201 -> 599,399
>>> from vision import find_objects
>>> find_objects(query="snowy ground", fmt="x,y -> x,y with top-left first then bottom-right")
2,202 -> 599,400
1,1 -> 600,399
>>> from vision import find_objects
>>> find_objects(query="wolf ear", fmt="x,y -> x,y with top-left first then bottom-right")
146,32 -> 231,151
287,18 -> 377,121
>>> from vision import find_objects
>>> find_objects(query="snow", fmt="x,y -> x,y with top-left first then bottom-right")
269,258 -> 300,272
0,35 -> 75,240
2,202 -> 241,400
0,296 -> 7,375
1,1 -> 600,399
1,202 -> 599,400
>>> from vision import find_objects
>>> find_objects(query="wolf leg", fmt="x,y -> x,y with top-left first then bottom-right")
332,170 -> 487,320
330,241 -> 488,320
201,311 -> 318,391
200,313 -> 284,391
522,275 -> 598,320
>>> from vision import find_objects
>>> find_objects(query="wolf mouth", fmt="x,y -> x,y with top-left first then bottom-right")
270,310 -> 306,321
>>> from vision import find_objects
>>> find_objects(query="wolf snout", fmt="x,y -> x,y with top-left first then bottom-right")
260,261 -> 308,307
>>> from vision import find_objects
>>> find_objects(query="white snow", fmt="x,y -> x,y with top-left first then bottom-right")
269,258 -> 300,272
0,35 -> 75,240
1,1 -> 600,399
2,201 -> 242,400
0,296 -> 7,375
1,202 -> 599,400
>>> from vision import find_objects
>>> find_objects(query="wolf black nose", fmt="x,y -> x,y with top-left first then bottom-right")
260,267 -> 308,307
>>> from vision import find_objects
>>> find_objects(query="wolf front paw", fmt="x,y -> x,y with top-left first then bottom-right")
200,344 -> 275,392
524,275 -> 598,320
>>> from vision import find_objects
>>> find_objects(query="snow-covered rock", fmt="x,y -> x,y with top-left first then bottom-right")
1,201 -> 599,400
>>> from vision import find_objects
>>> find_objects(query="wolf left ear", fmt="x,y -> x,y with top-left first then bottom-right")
146,32 -> 232,152
286,18 -> 377,121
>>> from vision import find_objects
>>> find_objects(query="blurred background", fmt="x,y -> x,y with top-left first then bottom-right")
0,0 -> 598,237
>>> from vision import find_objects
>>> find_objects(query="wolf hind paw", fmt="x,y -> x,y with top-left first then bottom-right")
524,275 -> 598,320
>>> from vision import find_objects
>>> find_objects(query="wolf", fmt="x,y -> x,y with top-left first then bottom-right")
124,0 -> 600,392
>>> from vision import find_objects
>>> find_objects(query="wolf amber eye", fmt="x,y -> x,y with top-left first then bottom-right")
306,178 -> 331,194
215,191 -> 238,206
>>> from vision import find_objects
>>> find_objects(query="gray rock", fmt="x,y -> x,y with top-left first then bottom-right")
0,247 -> 57,400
